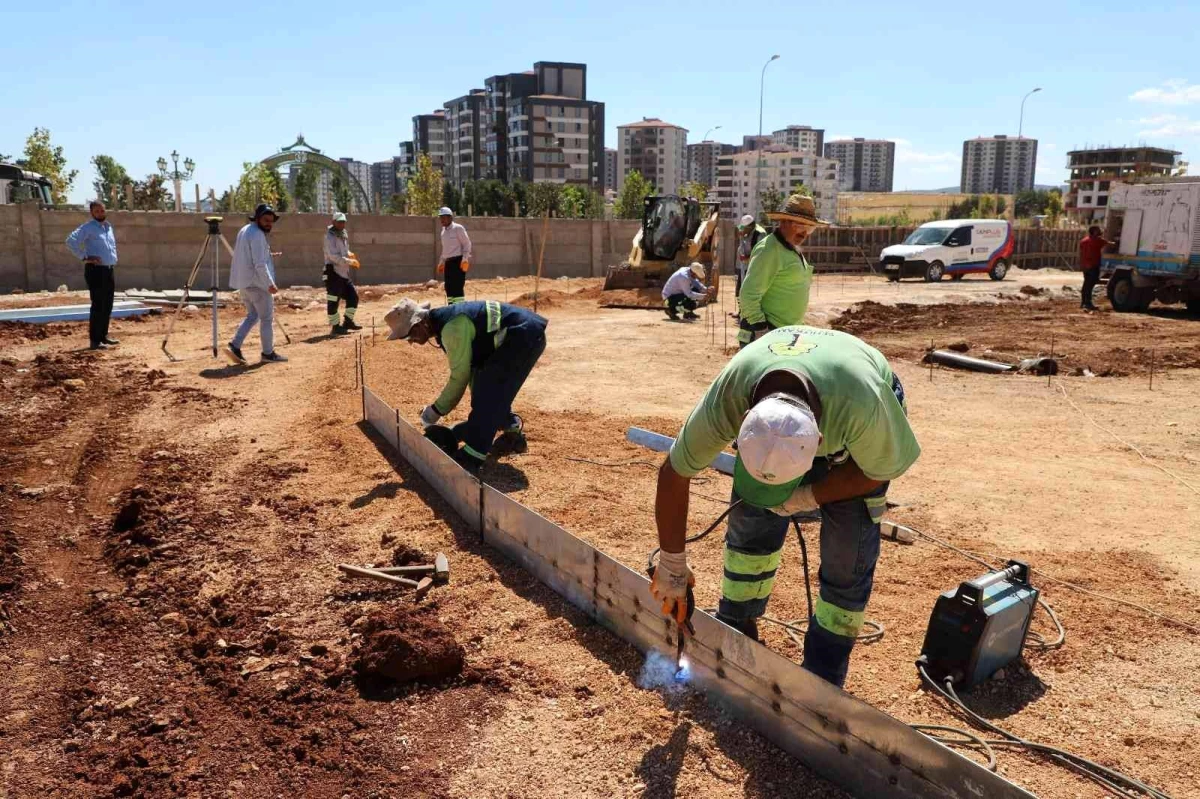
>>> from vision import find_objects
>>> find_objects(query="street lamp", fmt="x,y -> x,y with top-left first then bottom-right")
157,149 -> 196,212
755,54 -> 780,217
702,125 -> 722,142
1018,87 -> 1042,139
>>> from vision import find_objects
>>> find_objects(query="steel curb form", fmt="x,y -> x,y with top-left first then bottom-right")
362,385 -> 1035,799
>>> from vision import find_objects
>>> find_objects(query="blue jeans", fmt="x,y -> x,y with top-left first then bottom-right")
232,287 -> 274,355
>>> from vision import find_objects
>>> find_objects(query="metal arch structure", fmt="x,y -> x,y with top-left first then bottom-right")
260,134 -> 373,213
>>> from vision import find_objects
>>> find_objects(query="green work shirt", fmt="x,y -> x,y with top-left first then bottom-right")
434,316 -> 475,414
669,325 -> 920,485
738,231 -> 813,328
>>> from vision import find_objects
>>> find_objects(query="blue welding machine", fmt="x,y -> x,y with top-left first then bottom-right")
920,561 -> 1038,689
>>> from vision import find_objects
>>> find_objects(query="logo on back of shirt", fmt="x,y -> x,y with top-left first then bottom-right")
767,331 -> 818,357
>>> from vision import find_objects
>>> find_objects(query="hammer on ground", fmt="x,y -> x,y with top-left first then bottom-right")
336,563 -> 434,599
374,552 -> 450,585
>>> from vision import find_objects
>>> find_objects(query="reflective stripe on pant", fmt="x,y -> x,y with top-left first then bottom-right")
231,286 -> 275,355
456,326 -> 547,462
324,266 -> 358,324
665,293 -> 697,315
443,256 -> 466,305
736,320 -> 771,348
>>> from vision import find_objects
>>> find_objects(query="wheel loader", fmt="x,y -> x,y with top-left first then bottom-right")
603,194 -> 723,291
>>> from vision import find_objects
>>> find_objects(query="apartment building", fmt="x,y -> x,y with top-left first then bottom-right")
604,148 -> 617,191
617,118 -> 688,195
772,125 -> 824,154
824,138 -> 896,192
687,141 -> 738,188
1065,145 -> 1180,221
397,141 -> 416,183
716,149 -> 839,221
444,90 -> 486,187
412,111 -> 447,171
370,158 -> 403,205
961,135 -> 1037,194
742,135 -> 772,152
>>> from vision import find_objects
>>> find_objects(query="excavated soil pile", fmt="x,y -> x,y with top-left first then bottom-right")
832,298 -> 1200,375
0,320 -> 74,344
354,607 -> 465,685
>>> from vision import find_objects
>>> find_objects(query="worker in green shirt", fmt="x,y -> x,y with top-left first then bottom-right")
737,193 -> 827,348
385,298 -> 548,475
650,325 -> 919,687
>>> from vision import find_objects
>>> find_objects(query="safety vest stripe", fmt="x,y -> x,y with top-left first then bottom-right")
325,294 -> 339,302
864,495 -> 887,523
724,547 -> 782,576
815,597 -> 865,638
485,300 -> 501,333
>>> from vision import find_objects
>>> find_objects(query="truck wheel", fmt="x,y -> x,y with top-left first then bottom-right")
950,273 -> 964,281
925,261 -> 945,282
988,259 -> 1009,281
886,273 -> 900,282
1107,273 -> 1141,312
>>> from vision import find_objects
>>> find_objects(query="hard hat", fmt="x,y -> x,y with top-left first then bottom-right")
738,214 -> 756,229
689,262 -> 705,279
332,212 -> 347,223
249,203 -> 278,221
438,207 -> 454,217
385,298 -> 433,340
733,396 -> 820,507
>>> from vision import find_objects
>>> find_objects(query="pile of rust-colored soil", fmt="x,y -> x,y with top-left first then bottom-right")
353,606 -> 465,686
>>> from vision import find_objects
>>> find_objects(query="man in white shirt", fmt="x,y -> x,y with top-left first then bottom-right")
661,262 -> 713,321
227,204 -> 287,364
435,207 -> 472,305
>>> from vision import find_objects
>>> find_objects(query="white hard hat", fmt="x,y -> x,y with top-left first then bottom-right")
332,212 -> 347,223
739,214 -> 756,229
438,207 -> 454,217
385,298 -> 433,340
736,397 -> 820,486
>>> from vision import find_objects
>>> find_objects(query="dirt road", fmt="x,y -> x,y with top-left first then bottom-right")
1,270 -> 1196,798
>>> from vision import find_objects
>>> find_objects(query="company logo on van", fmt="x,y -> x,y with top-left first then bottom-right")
974,227 -> 1003,237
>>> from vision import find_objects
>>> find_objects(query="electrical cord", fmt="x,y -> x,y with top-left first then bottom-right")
917,661 -> 1174,799
909,724 -> 997,771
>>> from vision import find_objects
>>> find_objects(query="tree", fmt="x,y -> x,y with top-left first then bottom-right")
90,155 -> 131,209
384,193 -> 407,215
679,180 -> 710,201
406,152 -> 443,216
232,162 -> 283,212
977,194 -> 996,218
758,187 -> 785,224
216,190 -> 233,213
20,128 -> 77,204
526,182 -> 561,217
507,180 -> 528,217
614,170 -> 653,220
131,174 -> 173,211
293,162 -> 320,212
582,189 -> 605,220
441,181 -> 462,214
330,171 -> 352,213
559,185 -> 588,218
1044,190 -> 1064,228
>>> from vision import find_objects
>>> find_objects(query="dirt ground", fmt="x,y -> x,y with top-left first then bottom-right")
1,269 -> 1197,798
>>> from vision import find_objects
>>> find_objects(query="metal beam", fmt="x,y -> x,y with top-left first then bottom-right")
0,301 -> 151,324
626,426 -> 735,476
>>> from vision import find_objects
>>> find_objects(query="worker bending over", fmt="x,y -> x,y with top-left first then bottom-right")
662,262 -> 713,321
323,212 -> 362,335
650,326 -> 920,687
385,298 -> 547,475
737,193 -> 825,347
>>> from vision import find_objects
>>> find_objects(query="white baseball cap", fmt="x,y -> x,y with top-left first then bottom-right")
332,212 -> 347,223
438,207 -> 453,217
689,262 -> 705,279
733,397 -> 820,506
384,299 -> 432,340
739,214 -> 756,229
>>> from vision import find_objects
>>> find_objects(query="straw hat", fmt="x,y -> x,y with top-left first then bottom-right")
766,193 -> 829,227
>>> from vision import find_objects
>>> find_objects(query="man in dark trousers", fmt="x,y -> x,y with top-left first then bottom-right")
435,207 -> 472,305
65,201 -> 119,350
1079,225 -> 1112,311
323,212 -> 361,335
385,297 -> 547,475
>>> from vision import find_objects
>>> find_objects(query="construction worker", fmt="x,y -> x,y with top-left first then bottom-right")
384,297 -> 547,475
1078,225 -> 1113,312
661,262 -> 713,321
323,212 -> 362,335
737,193 -> 826,348
435,207 -> 472,305
735,214 -> 765,302
227,203 -> 287,364
650,325 -> 920,688
65,201 -> 119,350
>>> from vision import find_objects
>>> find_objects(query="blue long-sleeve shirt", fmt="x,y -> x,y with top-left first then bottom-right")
65,219 -> 118,266
229,223 -> 277,291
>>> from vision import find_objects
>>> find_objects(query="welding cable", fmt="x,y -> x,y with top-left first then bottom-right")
1023,598 -> 1065,651
646,499 -> 745,573
909,725 -> 997,771
916,661 -> 1174,799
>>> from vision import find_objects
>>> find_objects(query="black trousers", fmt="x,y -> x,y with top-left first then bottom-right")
443,256 -> 466,304
1081,267 -> 1100,308
665,293 -> 698,315
324,265 -> 358,321
84,264 -> 115,345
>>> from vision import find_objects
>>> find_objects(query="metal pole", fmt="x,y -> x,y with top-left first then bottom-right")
1018,87 -> 1042,139
755,55 -> 780,218
211,232 -> 219,358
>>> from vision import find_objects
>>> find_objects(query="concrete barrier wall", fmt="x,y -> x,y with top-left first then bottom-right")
0,205 -> 646,292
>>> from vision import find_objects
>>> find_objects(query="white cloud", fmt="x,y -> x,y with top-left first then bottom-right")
1130,79 -> 1200,105
1136,113 -> 1200,137
894,139 -> 958,173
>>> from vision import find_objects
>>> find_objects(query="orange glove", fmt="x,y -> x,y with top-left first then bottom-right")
436,262 -> 445,275
650,550 -> 694,626
461,259 -> 471,273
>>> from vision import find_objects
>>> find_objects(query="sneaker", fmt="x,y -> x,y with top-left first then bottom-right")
225,344 -> 247,365
260,351 -> 289,364
504,414 -> 524,435
102,337 -> 120,346
89,341 -> 109,351
341,317 -> 363,331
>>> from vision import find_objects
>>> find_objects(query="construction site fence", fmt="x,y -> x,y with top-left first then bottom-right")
801,226 -> 1081,274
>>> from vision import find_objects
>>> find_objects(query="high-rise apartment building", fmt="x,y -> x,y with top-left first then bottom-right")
336,158 -> 372,213
370,158 -> 404,205
716,150 -> 839,221
961,135 -> 1038,194
444,90 -> 487,187
397,141 -> 416,183
824,138 -> 896,192
687,141 -> 738,188
1065,146 -> 1180,221
604,148 -> 617,191
772,125 -> 824,154
742,135 -> 772,152
617,118 -> 688,195
412,111 -> 447,171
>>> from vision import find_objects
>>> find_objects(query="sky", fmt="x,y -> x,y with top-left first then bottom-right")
4,0 -> 1198,205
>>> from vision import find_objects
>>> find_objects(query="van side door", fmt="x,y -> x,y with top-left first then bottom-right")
943,226 -> 973,263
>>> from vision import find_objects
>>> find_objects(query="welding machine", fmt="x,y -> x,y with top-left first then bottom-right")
919,560 -> 1038,689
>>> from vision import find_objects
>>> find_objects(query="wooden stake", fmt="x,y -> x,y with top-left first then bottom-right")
1048,333 -> 1054,387
533,211 -> 550,314
1149,347 -> 1155,391
929,338 -> 934,383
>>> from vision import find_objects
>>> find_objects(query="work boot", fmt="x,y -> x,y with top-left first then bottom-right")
665,307 -> 680,321
683,311 -> 700,321
451,448 -> 484,476
331,323 -> 348,336
225,343 -> 246,364
89,341 -> 109,351
260,351 -> 289,364
102,337 -> 120,346
341,316 -> 363,331
715,613 -> 760,641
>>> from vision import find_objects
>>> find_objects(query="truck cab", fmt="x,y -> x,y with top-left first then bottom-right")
0,164 -> 53,205
879,219 -> 1013,282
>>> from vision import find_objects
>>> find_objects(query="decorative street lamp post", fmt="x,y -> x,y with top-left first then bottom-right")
1018,88 -> 1042,140
755,55 -> 780,217
157,150 -> 196,212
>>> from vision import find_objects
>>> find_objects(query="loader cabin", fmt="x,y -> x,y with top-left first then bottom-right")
0,164 -> 53,205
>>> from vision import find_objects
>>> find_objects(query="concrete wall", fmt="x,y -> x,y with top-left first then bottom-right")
0,206 -> 649,292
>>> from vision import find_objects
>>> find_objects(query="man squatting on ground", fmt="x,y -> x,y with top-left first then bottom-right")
323,212 -> 362,335
737,193 -> 825,348
436,207 -> 472,305
650,326 -> 920,687
226,203 -> 287,364
65,201 -> 120,350
662,262 -> 714,321
385,298 -> 548,475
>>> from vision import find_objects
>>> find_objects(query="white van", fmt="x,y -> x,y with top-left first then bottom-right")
879,219 -> 1014,282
